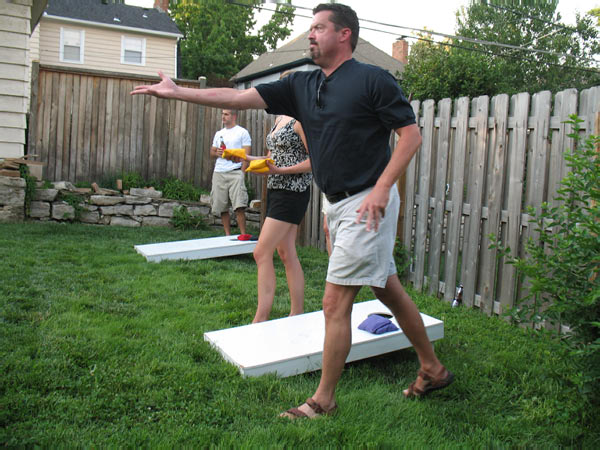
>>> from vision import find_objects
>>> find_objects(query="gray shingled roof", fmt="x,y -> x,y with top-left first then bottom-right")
232,31 -> 404,83
44,0 -> 182,36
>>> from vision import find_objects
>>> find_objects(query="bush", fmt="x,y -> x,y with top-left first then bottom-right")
57,191 -> 86,221
171,205 -> 208,230
393,237 -> 411,281
78,171 -> 208,202
120,172 -> 146,191
158,176 -> 202,201
490,115 -> 600,403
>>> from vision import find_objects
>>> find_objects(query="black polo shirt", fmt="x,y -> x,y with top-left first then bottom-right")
255,58 -> 415,195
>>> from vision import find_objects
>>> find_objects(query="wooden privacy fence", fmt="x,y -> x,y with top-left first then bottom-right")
403,86 -> 600,316
27,64 -> 600,314
28,64 -> 328,249
28,64 -> 268,203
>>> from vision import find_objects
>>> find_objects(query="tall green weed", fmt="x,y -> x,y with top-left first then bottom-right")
157,176 -> 202,201
171,205 -> 209,230
491,115 -> 600,403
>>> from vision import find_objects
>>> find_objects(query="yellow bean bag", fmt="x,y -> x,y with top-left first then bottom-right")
245,158 -> 275,173
222,148 -> 247,160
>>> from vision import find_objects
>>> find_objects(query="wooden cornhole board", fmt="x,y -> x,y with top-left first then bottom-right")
203,299 -> 444,378
134,235 -> 257,262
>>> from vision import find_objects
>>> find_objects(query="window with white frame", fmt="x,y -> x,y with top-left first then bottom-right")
60,28 -> 84,63
121,36 -> 146,65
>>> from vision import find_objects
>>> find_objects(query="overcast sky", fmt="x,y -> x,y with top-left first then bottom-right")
126,0 -> 599,55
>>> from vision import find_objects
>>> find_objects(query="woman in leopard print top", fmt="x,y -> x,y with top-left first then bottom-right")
244,113 -> 312,323
266,118 -> 312,193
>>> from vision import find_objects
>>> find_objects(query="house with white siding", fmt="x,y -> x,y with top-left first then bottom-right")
1,0 -> 181,160
0,0 -> 47,159
31,0 -> 182,77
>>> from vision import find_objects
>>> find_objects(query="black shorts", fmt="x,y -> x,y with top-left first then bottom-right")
266,188 -> 311,225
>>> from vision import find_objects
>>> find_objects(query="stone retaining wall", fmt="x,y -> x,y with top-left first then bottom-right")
0,177 -> 261,229
0,177 -> 26,222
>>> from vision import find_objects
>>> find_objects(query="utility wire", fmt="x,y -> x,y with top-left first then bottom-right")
237,2 -> 600,66
410,34 -> 600,75
486,2 -> 583,34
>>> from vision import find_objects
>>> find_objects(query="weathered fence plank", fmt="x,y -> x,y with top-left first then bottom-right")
103,78 -> 113,176
479,94 -> 509,315
427,98 -> 451,297
121,79 -> 132,175
499,92 -> 529,313
49,71 -> 60,181
89,77 -> 100,181
402,100 -> 420,261
548,90 -> 578,211
80,76 -> 94,181
413,99 -> 435,290
463,96 -> 489,308
194,104 -> 206,187
55,72 -> 66,180
442,97 -> 469,303
95,77 -> 107,180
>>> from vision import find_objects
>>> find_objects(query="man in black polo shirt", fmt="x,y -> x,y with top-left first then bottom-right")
132,3 -> 453,418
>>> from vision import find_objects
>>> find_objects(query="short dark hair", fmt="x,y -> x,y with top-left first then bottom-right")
313,3 -> 359,52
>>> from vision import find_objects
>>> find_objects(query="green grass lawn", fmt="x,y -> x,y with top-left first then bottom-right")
1,222 -> 598,447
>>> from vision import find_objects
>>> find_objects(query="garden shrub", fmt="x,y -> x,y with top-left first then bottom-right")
58,191 -> 86,221
393,237 -> 411,281
158,176 -> 202,201
491,115 -> 599,404
120,172 -> 146,191
171,205 -> 208,230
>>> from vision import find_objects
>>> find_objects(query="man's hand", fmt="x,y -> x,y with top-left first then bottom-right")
355,184 -> 389,232
130,71 -> 178,98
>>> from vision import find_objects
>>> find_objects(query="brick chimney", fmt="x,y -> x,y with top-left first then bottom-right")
392,38 -> 409,65
154,0 -> 169,12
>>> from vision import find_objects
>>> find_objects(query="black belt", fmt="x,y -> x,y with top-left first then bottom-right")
325,188 -> 365,204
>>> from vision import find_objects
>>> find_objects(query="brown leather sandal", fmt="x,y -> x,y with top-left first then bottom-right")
403,367 -> 455,398
279,397 -> 338,419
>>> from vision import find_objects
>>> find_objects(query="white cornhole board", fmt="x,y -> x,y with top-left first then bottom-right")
203,299 -> 444,377
134,235 -> 257,262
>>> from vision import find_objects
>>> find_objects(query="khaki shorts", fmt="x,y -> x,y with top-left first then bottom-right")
210,170 -> 248,215
324,185 -> 399,288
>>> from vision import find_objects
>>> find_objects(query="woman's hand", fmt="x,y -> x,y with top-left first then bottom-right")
265,160 -> 284,174
225,155 -> 244,163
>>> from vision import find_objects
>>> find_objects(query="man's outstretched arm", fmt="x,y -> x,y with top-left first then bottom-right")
131,71 -> 267,111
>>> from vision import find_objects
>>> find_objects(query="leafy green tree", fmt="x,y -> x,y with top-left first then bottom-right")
403,0 -> 600,101
402,33 -> 500,101
170,0 -> 294,82
591,8 -> 600,26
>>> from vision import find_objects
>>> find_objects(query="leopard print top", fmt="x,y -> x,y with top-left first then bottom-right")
266,118 -> 312,192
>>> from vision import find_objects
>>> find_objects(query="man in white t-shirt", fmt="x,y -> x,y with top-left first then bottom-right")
210,109 -> 251,235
